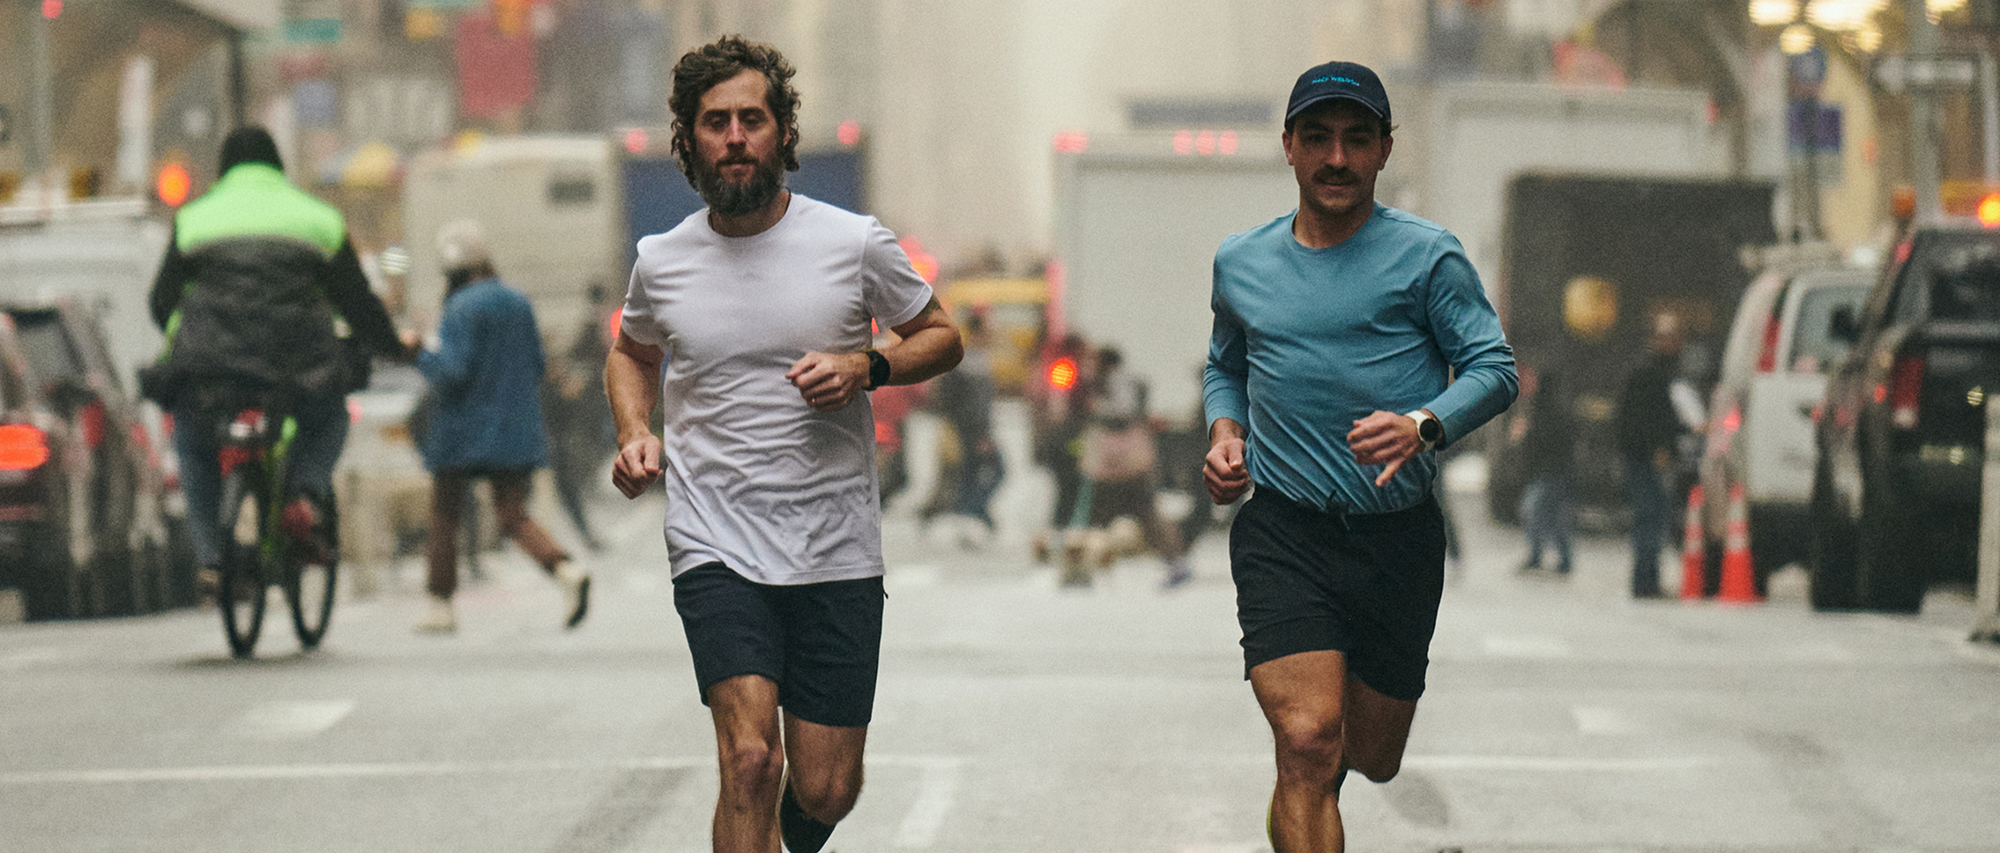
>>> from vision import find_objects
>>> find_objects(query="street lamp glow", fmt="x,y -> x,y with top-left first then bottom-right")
1928,0 -> 1967,14
1780,23 -> 1817,54
1750,0 -> 1799,25
1806,0 -> 1877,30
1978,192 -> 2000,227
1852,24 -> 1883,51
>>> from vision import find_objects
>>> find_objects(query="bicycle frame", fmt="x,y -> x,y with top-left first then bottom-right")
214,400 -> 337,659
218,408 -> 297,563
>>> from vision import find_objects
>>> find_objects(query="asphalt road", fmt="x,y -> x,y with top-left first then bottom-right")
4,430 -> 1999,853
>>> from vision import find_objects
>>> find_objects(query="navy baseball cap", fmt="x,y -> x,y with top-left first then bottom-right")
1285,61 -> 1391,126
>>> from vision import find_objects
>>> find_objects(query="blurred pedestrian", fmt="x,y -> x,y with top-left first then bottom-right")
1516,366 -> 1575,576
1029,332 -> 1089,562
1065,345 -> 1191,588
543,284 -> 617,552
1614,314 -> 1701,599
142,126 -> 414,603
927,311 -> 1002,535
604,36 -> 963,853
870,377 -> 927,507
408,220 -> 590,634
1202,62 -> 1516,853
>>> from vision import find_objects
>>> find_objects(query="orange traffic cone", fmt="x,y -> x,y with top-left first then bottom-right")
1679,484 -> 1707,601
1717,482 -> 1761,604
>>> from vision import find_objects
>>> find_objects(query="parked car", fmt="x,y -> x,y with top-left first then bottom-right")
0,299 -> 179,619
1695,249 -> 1871,595
1810,221 -> 2000,611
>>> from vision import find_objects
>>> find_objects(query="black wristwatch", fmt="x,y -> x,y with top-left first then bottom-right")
863,348 -> 891,391
1407,409 -> 1444,450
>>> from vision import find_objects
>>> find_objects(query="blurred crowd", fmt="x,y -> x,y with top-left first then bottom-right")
871,312 -> 1205,589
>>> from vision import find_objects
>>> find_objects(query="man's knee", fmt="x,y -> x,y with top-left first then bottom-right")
791,768 -> 864,822
1270,710 -> 1344,769
717,738 -> 785,802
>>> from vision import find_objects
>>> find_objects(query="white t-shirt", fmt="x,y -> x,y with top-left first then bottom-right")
620,194 -> 934,584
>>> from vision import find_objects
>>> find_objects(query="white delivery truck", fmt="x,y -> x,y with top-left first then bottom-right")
1049,132 -> 1300,419
400,135 -> 628,343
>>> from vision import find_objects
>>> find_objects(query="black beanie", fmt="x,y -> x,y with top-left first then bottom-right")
218,126 -> 283,174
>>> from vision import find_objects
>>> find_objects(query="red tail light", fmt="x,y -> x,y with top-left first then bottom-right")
1889,354 -> 1924,428
0,424 -> 51,471
80,400 -> 106,448
1048,357 -> 1077,390
1755,313 -> 1781,373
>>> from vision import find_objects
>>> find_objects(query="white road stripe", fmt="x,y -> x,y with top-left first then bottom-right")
892,757 -> 962,848
1571,706 -> 1639,736
231,700 -> 356,741
0,754 -> 961,786
1403,754 -> 1720,772
0,646 -> 73,670
1480,634 -> 1572,658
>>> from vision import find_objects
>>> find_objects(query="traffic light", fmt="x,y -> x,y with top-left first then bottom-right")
155,162 -> 191,207
1979,192 -> 2000,227
1048,357 -> 1078,390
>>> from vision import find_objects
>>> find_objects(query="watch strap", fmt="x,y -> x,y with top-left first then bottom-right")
1405,409 -> 1443,450
864,348 -> 891,390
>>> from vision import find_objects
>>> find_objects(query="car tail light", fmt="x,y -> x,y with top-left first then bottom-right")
1705,402 -> 1741,457
80,399 -> 106,448
1889,353 -> 1924,429
1755,313 -> 1781,373
0,424 -> 51,471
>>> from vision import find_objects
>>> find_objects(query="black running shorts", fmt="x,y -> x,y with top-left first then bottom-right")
671,562 -> 885,728
1229,489 -> 1447,702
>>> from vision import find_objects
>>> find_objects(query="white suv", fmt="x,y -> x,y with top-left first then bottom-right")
1695,254 -> 1871,594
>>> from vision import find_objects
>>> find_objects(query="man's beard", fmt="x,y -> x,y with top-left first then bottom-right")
693,152 -> 786,218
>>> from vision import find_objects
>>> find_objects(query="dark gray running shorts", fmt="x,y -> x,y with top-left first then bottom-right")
1229,488 -> 1447,702
671,561 -> 885,728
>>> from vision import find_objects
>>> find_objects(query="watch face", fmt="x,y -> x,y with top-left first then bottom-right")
1420,417 -> 1443,442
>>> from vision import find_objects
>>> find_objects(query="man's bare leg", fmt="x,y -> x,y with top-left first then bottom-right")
1251,651 -> 1420,852
708,676 -> 786,853
779,712 -> 869,852
1341,673 -> 1419,783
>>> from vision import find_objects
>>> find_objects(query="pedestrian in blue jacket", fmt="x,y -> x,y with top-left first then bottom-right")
409,220 -> 590,633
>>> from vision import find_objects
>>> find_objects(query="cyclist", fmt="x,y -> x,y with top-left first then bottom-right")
143,126 -> 414,601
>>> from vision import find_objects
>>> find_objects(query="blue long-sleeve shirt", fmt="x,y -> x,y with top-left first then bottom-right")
1203,203 -> 1517,515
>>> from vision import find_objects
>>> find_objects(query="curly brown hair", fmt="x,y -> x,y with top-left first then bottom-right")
668,35 -> 802,177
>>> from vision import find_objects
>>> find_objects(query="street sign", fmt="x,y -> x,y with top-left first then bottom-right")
1875,54 -> 1979,92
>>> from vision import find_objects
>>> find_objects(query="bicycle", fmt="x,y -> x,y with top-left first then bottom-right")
212,399 -> 339,658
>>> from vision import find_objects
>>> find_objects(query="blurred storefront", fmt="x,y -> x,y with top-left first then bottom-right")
0,0 -> 265,204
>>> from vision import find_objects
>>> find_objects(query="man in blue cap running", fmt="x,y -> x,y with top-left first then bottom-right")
1202,60 -> 1517,853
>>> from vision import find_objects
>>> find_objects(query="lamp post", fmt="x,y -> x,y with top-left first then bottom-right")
1909,0 -> 1946,221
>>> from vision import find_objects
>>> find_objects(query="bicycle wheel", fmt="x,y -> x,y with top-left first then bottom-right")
217,464 -> 267,659
284,496 -> 338,650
